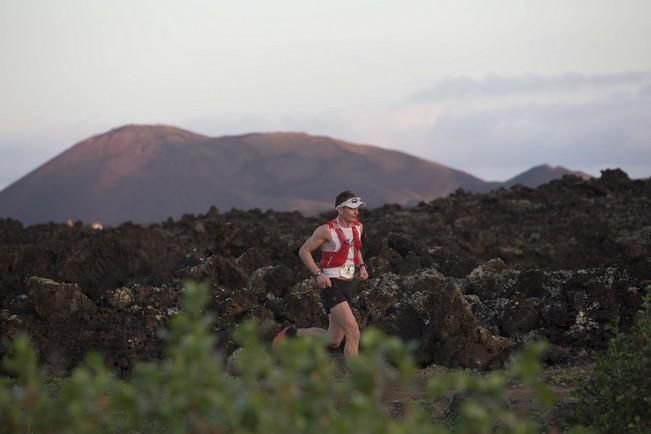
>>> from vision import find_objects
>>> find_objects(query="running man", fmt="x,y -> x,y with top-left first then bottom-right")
273,191 -> 369,360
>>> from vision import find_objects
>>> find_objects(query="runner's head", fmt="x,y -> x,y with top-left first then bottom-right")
335,191 -> 364,221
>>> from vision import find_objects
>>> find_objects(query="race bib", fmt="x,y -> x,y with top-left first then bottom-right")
340,263 -> 355,279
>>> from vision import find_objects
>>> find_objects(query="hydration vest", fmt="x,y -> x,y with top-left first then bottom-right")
320,219 -> 362,268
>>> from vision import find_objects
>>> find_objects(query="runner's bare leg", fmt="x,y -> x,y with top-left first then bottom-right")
297,316 -> 345,347
328,302 -> 360,359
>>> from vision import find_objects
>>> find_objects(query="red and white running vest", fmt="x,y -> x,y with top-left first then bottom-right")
320,218 -> 362,279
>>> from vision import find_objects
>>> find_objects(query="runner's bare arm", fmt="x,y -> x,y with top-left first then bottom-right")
355,224 -> 365,263
355,250 -> 365,266
355,223 -> 369,280
298,225 -> 331,275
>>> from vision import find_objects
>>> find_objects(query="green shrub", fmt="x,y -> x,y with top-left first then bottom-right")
1,282 -> 588,433
575,286 -> 651,432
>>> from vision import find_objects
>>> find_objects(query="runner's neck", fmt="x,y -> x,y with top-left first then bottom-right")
336,215 -> 353,229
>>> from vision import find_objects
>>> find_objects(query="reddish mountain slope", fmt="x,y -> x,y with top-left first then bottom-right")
503,164 -> 591,188
0,125 -> 490,225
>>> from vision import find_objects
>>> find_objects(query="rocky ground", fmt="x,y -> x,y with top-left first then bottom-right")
1,169 -> 649,378
379,363 -> 592,430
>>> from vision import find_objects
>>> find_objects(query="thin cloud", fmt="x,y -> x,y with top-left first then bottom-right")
409,89 -> 651,179
641,83 -> 651,95
0,146 -> 36,191
412,71 -> 651,101
321,73 -> 651,180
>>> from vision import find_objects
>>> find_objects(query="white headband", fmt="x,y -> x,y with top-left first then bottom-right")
336,196 -> 365,209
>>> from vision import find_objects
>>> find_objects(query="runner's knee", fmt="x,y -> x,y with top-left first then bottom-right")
344,321 -> 360,342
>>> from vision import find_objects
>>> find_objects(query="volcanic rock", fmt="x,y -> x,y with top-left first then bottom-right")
249,265 -> 295,298
105,287 -> 135,309
27,276 -> 96,321
274,279 -> 326,329
360,270 -> 513,369
500,292 -> 540,337
463,258 -> 518,299
1,169 -> 650,375
183,255 -> 249,289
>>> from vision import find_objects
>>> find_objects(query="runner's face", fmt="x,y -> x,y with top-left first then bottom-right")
338,206 -> 358,222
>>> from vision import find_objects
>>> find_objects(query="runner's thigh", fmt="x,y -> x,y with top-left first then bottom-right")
329,302 -> 358,332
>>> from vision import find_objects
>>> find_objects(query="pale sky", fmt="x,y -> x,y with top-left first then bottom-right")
2,0 -> 650,190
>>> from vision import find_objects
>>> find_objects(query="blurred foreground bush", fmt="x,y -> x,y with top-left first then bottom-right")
1,282 -> 589,433
576,286 -> 651,432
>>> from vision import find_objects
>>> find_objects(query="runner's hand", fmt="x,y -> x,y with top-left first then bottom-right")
316,273 -> 332,288
359,266 -> 369,281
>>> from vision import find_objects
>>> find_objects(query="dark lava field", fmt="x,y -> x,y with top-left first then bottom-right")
1,169 -> 649,376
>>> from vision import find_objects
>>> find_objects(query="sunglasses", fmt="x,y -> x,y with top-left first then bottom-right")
337,197 -> 364,209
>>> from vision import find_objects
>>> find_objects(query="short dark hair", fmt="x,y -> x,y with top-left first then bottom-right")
335,191 -> 357,208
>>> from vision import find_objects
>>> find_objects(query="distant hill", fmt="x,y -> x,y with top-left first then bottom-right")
0,125 -> 594,225
0,125 -> 493,225
502,164 -> 592,188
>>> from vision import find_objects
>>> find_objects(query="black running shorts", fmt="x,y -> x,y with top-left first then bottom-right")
320,278 -> 356,314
